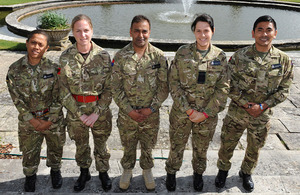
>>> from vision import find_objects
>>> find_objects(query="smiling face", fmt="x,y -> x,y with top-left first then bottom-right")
130,20 -> 151,49
252,21 -> 277,52
72,19 -> 93,48
26,33 -> 49,64
193,21 -> 214,50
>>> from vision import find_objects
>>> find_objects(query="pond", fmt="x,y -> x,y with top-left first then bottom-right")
20,2 -> 300,41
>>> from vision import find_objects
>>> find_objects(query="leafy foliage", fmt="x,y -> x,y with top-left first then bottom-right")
37,11 -> 69,30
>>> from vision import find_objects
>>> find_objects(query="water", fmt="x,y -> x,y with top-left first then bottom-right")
17,3 -> 300,41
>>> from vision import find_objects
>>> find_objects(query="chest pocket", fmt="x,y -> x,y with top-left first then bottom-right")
179,59 -> 198,89
146,63 -> 160,89
123,63 -> 137,91
15,76 -> 31,95
237,63 -> 257,90
205,60 -> 223,86
268,64 -> 284,92
39,72 -> 55,92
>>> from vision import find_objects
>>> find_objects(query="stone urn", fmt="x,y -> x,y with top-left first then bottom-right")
40,28 -> 72,51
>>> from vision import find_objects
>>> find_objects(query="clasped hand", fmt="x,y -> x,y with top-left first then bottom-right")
29,118 -> 52,131
243,102 -> 265,118
80,113 -> 99,128
186,109 -> 207,123
128,108 -> 152,123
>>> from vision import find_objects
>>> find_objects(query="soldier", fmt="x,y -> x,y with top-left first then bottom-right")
215,15 -> 293,192
111,15 -> 168,191
58,14 -> 112,192
6,30 -> 65,192
165,14 -> 229,192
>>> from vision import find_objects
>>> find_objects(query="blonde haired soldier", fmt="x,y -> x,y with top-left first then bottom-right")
59,14 -> 112,192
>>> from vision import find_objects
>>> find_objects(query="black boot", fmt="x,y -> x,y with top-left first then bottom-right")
74,167 -> 91,192
193,172 -> 203,192
215,169 -> 228,188
51,169 -> 62,189
239,170 -> 254,192
166,173 -> 176,191
24,174 -> 36,192
99,171 -> 112,191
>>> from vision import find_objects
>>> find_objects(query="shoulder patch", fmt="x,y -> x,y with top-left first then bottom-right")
111,59 -> 115,66
57,68 -> 61,75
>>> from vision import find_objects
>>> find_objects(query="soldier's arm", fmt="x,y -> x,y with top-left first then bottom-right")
58,56 -> 81,118
204,52 -> 230,117
48,63 -> 63,123
169,56 -> 191,113
111,55 -> 134,114
264,56 -> 294,108
228,54 -> 250,107
6,68 -> 34,121
149,54 -> 169,112
94,52 -> 112,116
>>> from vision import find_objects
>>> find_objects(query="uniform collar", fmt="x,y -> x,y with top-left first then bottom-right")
251,44 -> 279,64
73,41 -> 99,65
191,41 -> 214,61
125,42 -> 154,61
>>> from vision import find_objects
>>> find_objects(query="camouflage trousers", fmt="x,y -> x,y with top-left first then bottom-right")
217,101 -> 271,175
67,107 -> 112,172
166,107 -> 218,175
18,116 -> 66,176
117,110 -> 159,170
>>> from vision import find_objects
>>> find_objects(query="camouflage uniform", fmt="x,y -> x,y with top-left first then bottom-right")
217,44 -> 293,175
166,42 -> 229,175
6,55 -> 65,176
111,43 -> 168,170
59,42 -> 112,172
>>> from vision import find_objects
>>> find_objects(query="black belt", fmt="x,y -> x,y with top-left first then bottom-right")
131,106 -> 145,109
31,108 -> 50,118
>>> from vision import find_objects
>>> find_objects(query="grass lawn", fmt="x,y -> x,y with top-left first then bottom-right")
0,40 -> 26,51
276,0 -> 300,2
0,0 -> 44,5
276,0 -> 300,3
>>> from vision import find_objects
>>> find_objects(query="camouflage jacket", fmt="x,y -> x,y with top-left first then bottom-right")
6,55 -> 62,122
229,44 -> 293,108
59,41 -> 112,118
169,42 -> 229,117
111,42 -> 169,114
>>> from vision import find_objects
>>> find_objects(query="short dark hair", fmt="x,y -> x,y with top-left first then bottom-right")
191,13 -> 214,32
27,29 -> 50,46
130,15 -> 151,29
253,15 -> 277,31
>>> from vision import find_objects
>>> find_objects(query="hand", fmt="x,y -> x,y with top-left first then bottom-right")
244,102 -> 267,118
80,114 -> 89,123
36,119 -> 53,131
82,113 -> 99,128
189,111 -> 206,123
138,108 -> 152,117
128,110 -> 147,123
29,118 -> 42,131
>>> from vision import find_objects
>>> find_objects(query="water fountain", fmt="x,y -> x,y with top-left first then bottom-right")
5,0 -> 300,51
158,0 -> 195,24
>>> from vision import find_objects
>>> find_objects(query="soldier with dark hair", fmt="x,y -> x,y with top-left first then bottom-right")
6,29 -> 66,192
215,15 -> 293,192
165,13 -> 229,192
111,15 -> 168,191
